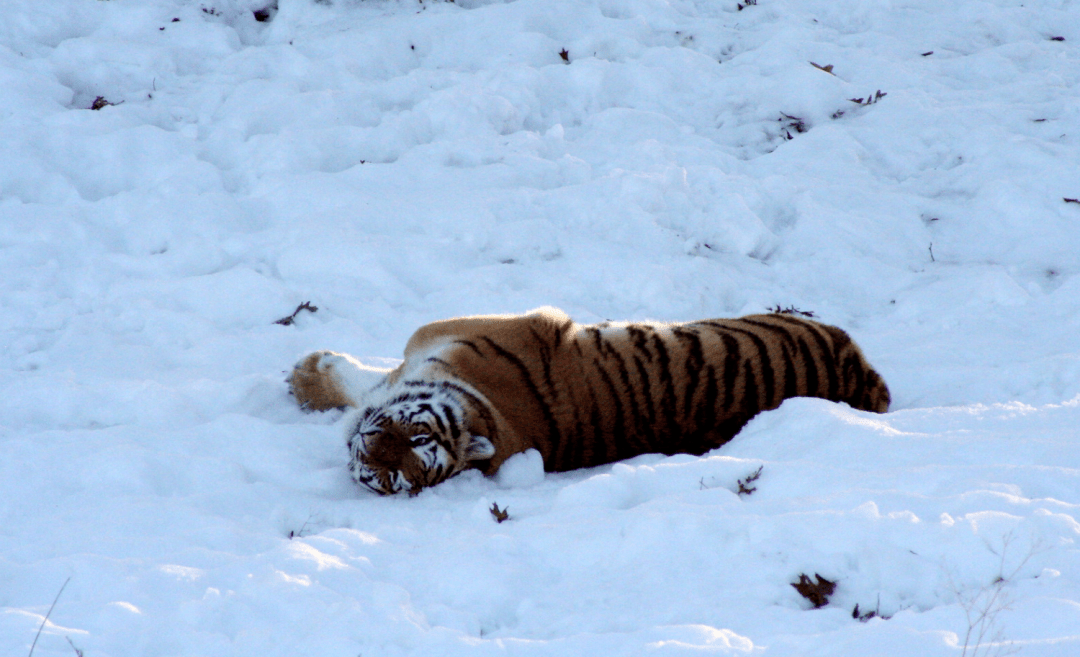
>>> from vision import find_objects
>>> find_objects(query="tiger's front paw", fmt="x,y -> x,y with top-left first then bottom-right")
288,350 -> 356,411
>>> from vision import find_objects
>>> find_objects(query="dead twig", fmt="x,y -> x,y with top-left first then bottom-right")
90,96 -> 122,110
853,594 -> 889,622
768,305 -> 815,318
28,577 -> 71,657
737,466 -> 763,496
779,113 -> 807,140
275,301 -> 318,326
288,512 -> 316,539
65,637 -> 84,657
849,90 -> 887,106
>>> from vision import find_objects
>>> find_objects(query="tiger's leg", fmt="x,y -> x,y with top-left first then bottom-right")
288,350 -> 393,411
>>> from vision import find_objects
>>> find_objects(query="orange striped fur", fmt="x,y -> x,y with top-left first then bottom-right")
290,307 -> 889,494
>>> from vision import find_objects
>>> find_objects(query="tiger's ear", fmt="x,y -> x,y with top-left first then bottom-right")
464,435 -> 496,461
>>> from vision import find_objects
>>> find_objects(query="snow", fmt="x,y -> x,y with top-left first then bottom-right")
2,0 -> 1079,655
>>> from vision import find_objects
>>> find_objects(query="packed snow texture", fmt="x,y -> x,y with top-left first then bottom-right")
2,0 -> 1079,655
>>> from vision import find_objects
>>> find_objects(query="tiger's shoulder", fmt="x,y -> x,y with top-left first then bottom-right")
400,306 -> 575,371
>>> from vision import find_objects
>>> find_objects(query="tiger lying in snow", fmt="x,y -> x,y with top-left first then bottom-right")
288,307 -> 890,495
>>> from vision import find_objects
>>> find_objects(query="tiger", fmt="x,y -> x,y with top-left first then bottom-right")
288,306 -> 890,495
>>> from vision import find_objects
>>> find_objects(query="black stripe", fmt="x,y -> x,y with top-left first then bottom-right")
597,334 -> 653,452
529,325 -> 577,469
742,358 -> 759,413
800,323 -> 840,401
765,315 -> 838,399
697,363 -> 719,435
844,354 -> 865,407
589,399 -> 610,463
780,341 -> 798,399
527,325 -> 566,461
412,403 -> 439,428
631,352 -> 658,445
627,325 -> 652,360
480,336 -> 561,452
529,326 -> 555,377
737,318 -> 801,399
626,326 -> 673,443
576,377 -> 609,465
454,339 -> 485,357
649,331 -> 680,446
592,358 -> 630,461
795,336 -> 820,395
390,388 -> 435,403
763,313 -> 813,329
441,404 -> 462,444
863,370 -> 882,410
553,318 -> 573,349
589,327 -> 604,354
720,333 -> 741,411
821,324 -> 852,359
721,327 -> 776,409
673,328 -> 703,427
696,321 -> 746,414
424,357 -> 453,369
439,380 -> 499,443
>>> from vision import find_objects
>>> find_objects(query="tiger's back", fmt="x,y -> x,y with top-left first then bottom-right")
431,308 -> 890,473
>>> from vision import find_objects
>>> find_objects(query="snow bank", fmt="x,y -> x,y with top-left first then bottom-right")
1,0 -> 1078,655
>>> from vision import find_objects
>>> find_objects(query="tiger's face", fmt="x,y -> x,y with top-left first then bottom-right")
346,390 -> 496,495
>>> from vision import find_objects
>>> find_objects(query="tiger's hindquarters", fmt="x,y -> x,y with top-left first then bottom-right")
833,335 -> 890,414
753,315 -> 890,415
854,366 -> 890,413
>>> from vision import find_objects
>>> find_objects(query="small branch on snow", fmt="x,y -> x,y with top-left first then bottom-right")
275,301 -> 318,326
90,96 -> 122,110
853,594 -> 890,622
737,466 -> 763,496
768,305 -> 815,318
65,637 -> 84,657
778,113 -> 807,140
945,530 -> 1044,657
849,90 -> 887,106
288,512 -> 317,539
28,577 -> 71,657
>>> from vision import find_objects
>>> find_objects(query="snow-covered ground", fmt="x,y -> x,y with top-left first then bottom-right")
3,0 -> 1079,654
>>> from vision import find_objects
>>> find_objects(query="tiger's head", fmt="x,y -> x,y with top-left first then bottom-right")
345,386 -> 497,495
